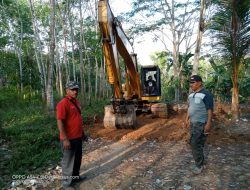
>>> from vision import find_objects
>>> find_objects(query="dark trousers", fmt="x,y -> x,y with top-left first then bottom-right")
190,122 -> 207,168
60,138 -> 82,187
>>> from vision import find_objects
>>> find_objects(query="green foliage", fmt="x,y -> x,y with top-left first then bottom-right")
202,57 -> 250,103
0,51 -> 19,85
209,0 -> 250,67
0,0 -> 105,106
81,99 -> 109,124
0,0 -> 33,40
35,3 -> 50,27
205,57 -> 231,101
207,0 -> 250,106
238,63 -> 250,102
0,103 -> 60,188
0,86 -> 42,111
0,0 -> 39,90
0,36 -> 8,48
2,109 -> 60,173
0,87 -> 55,187
151,51 -> 193,102
0,87 -> 20,109
239,77 -> 250,102
0,49 -> 40,89
0,88 -> 108,188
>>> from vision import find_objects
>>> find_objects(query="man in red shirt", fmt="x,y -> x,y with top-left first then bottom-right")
56,81 -> 86,189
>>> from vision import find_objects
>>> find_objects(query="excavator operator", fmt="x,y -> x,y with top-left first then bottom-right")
145,75 -> 157,94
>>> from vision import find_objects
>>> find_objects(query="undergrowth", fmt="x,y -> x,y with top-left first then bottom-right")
0,87 -> 107,189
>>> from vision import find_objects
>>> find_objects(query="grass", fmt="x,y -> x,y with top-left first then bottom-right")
82,99 -> 109,124
0,105 -> 60,189
0,88 -> 108,189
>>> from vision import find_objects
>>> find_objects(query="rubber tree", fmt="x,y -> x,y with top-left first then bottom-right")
46,0 -> 56,114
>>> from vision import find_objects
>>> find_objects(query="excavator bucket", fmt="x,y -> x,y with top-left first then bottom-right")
103,105 -> 136,129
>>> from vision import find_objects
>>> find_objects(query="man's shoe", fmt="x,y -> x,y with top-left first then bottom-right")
72,175 -> 87,183
79,175 -> 87,181
62,181 -> 73,188
192,166 -> 203,175
190,165 -> 196,170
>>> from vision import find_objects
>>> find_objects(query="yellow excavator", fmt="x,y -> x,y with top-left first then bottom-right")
98,0 -> 167,129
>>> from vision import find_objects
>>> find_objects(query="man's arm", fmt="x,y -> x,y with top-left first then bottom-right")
57,120 -> 71,150
185,112 -> 190,129
204,109 -> 212,133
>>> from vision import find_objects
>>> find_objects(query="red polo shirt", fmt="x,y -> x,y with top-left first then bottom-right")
56,95 -> 83,140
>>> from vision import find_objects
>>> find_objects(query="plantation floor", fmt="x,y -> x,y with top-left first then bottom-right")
8,110 -> 250,190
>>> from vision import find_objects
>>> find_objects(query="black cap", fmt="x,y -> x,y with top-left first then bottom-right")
66,81 -> 79,89
190,75 -> 202,82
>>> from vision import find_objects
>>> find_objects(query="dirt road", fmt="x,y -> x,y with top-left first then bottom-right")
73,112 -> 250,190
9,110 -> 250,190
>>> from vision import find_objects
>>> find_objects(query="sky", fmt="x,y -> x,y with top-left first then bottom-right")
109,0 -> 164,65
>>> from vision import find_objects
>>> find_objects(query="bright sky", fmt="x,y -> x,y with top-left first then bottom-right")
109,0 -> 164,65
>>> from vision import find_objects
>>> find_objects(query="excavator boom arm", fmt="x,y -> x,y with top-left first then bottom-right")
98,0 -> 141,99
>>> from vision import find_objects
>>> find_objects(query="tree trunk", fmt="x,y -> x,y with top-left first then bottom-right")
54,53 -> 59,94
16,46 -> 23,92
82,36 -> 92,104
14,4 -> 24,92
231,56 -> 240,120
58,62 -> 63,97
192,0 -> 206,75
58,2 -> 70,83
99,57 -> 104,99
55,47 -> 63,97
64,37 -> 69,82
87,59 -> 92,105
231,3 -> 240,120
69,20 -> 76,81
172,31 -> 181,102
95,57 -> 99,100
79,0 -> 85,103
54,6 -> 63,97
28,0 -> 46,100
79,0 -> 91,104
94,0 -> 99,100
46,0 -> 56,114
167,0 -> 181,102
34,44 -> 45,94
161,0 -> 199,101
103,58 -> 106,98
68,4 -> 76,81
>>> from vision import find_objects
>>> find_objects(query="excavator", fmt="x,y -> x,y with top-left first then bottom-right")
98,0 -> 167,129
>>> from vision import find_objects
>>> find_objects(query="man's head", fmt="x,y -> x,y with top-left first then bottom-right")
189,75 -> 202,91
66,81 -> 79,98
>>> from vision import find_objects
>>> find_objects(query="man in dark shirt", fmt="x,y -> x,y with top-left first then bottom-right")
145,75 -> 156,94
185,75 -> 213,174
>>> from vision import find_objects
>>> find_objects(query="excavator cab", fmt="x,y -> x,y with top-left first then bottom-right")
141,66 -> 161,101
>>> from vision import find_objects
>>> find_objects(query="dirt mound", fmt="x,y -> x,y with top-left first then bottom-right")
86,113 -> 189,142
85,106 -> 250,145
207,118 -> 250,145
